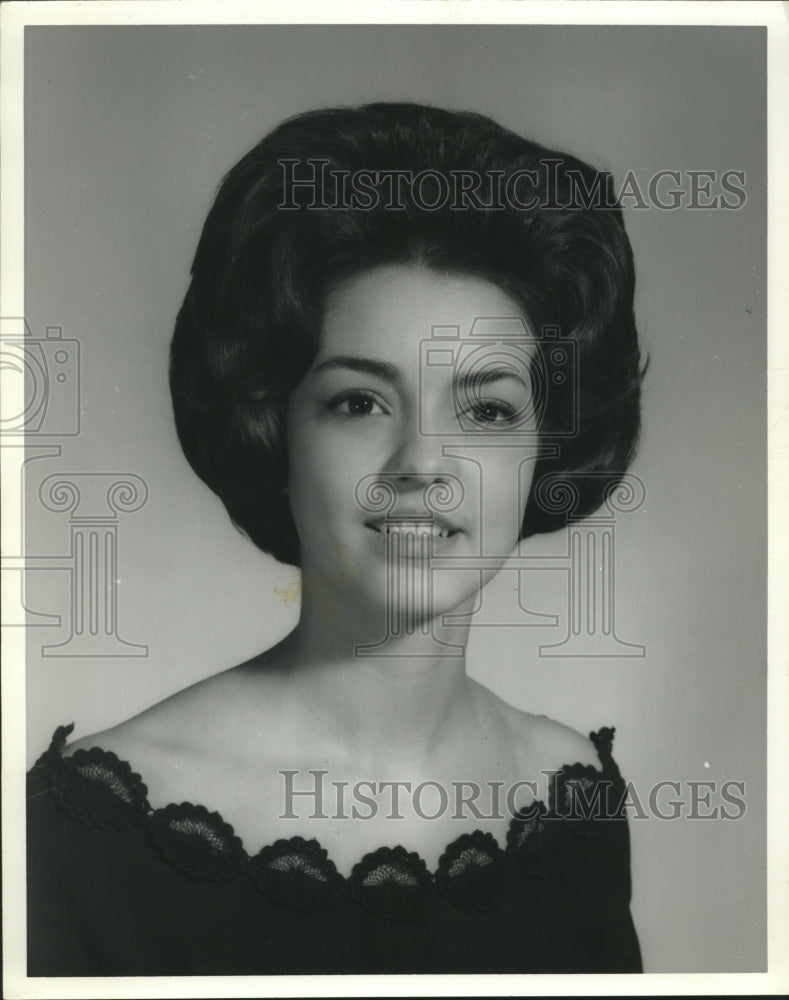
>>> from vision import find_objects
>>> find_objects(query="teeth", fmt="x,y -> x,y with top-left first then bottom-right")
381,522 -> 451,539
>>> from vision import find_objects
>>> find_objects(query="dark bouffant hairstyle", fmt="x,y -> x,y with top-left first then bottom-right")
170,102 -> 647,566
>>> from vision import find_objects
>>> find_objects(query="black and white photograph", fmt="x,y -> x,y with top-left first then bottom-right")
2,1 -> 786,995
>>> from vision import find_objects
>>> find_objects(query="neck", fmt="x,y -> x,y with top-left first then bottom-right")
277,574 -> 476,768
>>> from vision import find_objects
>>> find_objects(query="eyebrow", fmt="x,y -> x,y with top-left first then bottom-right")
454,366 -> 530,390
312,355 -> 402,384
312,355 -> 529,388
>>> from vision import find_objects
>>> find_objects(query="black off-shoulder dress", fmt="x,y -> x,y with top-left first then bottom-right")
26,724 -> 642,976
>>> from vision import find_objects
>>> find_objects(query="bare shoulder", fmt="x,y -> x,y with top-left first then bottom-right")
521,711 -> 602,770
62,654 -> 288,779
468,680 -> 602,774
62,675 -> 221,771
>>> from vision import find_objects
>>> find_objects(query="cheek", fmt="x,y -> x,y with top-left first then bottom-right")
518,461 -> 537,519
480,457 -> 534,539
286,426 -> 327,525
286,428 -> 357,527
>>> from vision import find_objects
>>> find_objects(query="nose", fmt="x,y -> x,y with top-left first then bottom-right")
353,409 -> 466,523
384,412 -> 451,490
377,413 -> 469,522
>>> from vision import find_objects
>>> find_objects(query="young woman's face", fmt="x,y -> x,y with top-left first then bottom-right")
286,263 -> 540,623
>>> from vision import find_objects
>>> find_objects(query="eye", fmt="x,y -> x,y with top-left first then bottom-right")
462,399 -> 519,427
327,389 -> 388,418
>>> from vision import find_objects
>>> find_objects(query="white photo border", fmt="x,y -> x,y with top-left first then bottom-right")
2,1 -> 787,996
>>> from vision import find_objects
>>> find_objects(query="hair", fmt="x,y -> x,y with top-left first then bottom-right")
170,102 -> 647,566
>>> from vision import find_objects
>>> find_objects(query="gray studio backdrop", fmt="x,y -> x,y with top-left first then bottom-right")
20,25 -> 765,972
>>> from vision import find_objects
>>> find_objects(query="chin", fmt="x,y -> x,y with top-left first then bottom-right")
355,566 -> 483,622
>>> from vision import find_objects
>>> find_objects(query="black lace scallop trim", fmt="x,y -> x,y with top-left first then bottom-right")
435,830 -> 510,911
551,727 -> 627,840
252,836 -> 348,911
351,845 -> 433,921
32,724 -> 152,833
149,803 -> 247,881
507,799 -> 568,877
30,723 -> 627,920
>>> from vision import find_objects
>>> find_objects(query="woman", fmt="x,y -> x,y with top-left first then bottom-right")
27,102 -> 645,975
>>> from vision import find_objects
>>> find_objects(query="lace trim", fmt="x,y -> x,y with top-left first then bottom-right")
251,836 -> 348,910
353,846 -> 432,921
436,830 -> 510,911
30,723 -> 627,921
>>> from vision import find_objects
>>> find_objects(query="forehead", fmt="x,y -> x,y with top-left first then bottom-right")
320,264 -> 530,361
